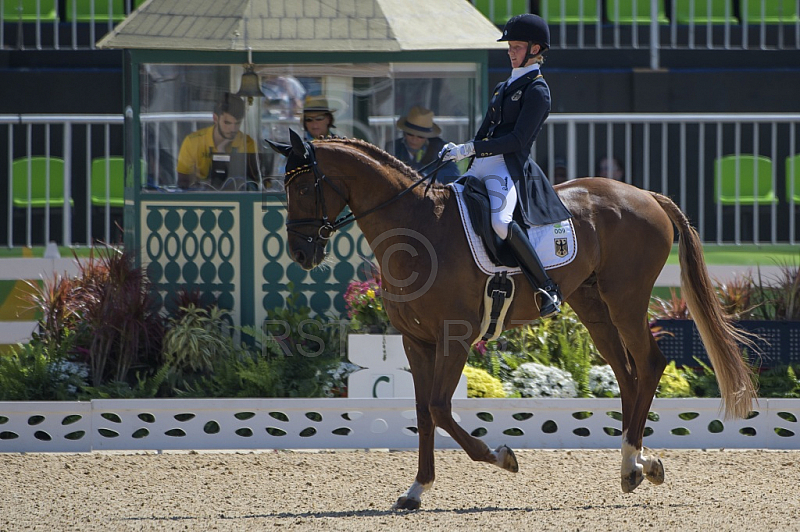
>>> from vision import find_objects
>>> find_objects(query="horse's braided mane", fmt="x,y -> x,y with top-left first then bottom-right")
318,136 -> 427,183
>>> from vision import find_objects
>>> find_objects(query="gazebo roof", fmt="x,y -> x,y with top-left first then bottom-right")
97,0 -> 506,52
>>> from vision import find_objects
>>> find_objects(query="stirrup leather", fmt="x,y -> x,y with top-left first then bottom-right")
477,272 -> 515,342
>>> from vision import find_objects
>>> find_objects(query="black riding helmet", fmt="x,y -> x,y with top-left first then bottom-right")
498,14 -> 550,61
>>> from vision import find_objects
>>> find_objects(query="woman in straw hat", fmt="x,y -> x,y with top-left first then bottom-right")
385,106 -> 460,184
303,95 -> 336,139
439,14 -> 572,318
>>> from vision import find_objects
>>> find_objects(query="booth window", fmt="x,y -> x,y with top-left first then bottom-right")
139,62 -> 481,192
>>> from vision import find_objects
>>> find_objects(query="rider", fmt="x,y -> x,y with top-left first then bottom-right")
440,14 -> 571,318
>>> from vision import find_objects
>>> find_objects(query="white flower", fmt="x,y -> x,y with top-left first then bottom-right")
588,365 -> 620,397
50,360 -> 89,394
505,362 -> 578,398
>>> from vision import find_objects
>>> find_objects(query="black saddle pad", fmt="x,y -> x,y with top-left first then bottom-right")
457,176 -> 519,268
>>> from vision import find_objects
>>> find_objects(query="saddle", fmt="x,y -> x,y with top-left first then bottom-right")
457,176 -> 519,268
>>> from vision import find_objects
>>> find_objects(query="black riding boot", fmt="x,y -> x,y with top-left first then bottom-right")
505,221 -> 562,318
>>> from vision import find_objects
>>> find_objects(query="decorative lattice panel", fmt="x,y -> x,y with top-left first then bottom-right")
1,398 -> 798,453
140,197 -> 374,328
142,201 -> 240,321
254,198 -> 374,325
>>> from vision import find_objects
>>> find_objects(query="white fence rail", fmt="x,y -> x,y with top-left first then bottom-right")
1,398 -> 798,453
1,0 -> 139,50
539,113 -> 800,245
1,113 -> 124,247
471,0 -> 800,68
3,112 -> 799,247
3,1 -> 799,57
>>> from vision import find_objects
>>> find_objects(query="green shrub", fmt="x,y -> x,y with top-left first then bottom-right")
469,304 -> 599,397
463,365 -> 505,398
0,338 -> 85,401
657,361 -> 693,398
756,365 -> 800,398
162,305 -> 232,374
684,359 -> 721,398
79,365 -> 170,399
258,284 -> 344,397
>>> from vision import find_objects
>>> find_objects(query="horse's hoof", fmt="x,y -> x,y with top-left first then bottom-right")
621,469 -> 644,493
392,497 -> 421,511
495,444 -> 519,473
645,458 -> 665,485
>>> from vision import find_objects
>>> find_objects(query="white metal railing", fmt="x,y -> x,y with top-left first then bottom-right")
2,113 -> 124,247
2,1 -> 799,57
472,0 -> 800,69
1,0 -> 139,50
0,398 -> 798,453
537,113 -> 800,245
3,112 -> 799,247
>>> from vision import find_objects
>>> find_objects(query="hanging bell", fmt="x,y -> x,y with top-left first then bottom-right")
236,65 -> 265,104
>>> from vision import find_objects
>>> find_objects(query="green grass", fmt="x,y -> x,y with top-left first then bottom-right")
0,246 -> 101,258
666,244 -> 799,266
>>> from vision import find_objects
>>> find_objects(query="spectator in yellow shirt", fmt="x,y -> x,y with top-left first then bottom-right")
176,92 -> 258,189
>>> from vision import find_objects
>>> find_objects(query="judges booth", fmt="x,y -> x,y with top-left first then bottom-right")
97,0 -> 503,329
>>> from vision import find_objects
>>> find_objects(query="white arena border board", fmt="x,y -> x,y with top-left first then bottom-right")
1,398 -> 798,453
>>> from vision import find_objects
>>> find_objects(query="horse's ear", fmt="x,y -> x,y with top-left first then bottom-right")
288,129 -> 308,157
265,138 -> 292,157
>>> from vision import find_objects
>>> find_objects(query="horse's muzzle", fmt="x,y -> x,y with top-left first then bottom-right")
289,241 -> 325,270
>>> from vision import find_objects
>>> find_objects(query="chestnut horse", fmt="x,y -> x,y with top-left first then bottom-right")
268,131 -> 756,510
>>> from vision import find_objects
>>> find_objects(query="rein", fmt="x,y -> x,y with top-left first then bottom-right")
284,142 -> 452,246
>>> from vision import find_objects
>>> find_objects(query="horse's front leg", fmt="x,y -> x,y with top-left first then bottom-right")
428,336 -> 519,471
392,335 -> 437,511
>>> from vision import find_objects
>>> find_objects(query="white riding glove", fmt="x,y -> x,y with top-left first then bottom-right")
439,141 -> 475,162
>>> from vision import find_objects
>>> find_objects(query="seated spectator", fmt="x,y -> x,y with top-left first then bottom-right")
596,156 -> 624,181
303,95 -> 336,139
385,106 -> 461,185
176,92 -> 260,189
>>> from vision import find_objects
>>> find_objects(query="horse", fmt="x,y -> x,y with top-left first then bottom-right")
267,130 -> 756,510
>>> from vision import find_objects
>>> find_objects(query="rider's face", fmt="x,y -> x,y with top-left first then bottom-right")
508,40 -> 539,68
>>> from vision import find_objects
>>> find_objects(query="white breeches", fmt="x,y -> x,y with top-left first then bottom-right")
467,155 -> 518,240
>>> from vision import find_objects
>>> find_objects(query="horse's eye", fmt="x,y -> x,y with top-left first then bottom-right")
298,185 -> 309,196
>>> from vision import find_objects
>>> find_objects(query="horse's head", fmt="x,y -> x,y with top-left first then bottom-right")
266,130 -> 348,270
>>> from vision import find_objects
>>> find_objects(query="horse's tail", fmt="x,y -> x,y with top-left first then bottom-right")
651,192 -> 757,419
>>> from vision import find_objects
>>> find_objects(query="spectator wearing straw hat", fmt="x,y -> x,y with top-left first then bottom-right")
303,95 -> 336,139
385,106 -> 461,185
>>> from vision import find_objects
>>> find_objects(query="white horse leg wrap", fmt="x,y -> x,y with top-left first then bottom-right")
620,430 -> 644,478
400,480 -> 431,502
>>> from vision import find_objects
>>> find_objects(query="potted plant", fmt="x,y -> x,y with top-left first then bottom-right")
343,277 -> 394,334
651,260 -> 800,369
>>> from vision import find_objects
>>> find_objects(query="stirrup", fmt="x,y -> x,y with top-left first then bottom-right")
537,284 -> 561,318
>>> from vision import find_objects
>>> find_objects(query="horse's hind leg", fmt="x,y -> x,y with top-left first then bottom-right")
595,279 -> 667,493
567,285 -> 665,492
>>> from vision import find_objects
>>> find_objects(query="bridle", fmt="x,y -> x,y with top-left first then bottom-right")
284,141 -> 453,248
